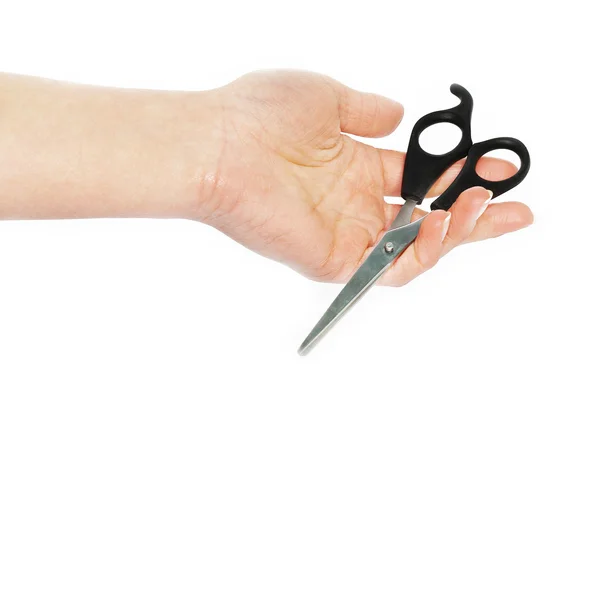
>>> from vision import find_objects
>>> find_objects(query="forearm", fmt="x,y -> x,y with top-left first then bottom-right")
0,73 -> 221,220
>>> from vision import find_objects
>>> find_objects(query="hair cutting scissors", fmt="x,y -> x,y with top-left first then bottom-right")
298,84 -> 531,355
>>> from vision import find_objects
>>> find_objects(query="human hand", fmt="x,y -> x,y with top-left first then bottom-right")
194,70 -> 532,285
0,71 -> 531,285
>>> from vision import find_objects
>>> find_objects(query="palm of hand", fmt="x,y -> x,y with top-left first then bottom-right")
211,71 -> 391,281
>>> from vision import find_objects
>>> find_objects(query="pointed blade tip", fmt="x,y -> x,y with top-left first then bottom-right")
297,337 -> 313,356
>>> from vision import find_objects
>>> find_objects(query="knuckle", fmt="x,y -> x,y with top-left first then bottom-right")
415,243 -> 439,271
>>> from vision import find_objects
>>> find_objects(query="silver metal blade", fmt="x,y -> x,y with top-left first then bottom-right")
389,198 -> 417,230
298,217 -> 425,356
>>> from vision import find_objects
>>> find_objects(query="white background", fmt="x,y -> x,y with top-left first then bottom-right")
1,1 -> 592,599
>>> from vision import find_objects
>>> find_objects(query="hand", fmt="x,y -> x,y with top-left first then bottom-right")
196,70 -> 533,285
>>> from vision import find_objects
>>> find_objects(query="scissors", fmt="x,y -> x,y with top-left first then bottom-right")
298,84 -> 530,355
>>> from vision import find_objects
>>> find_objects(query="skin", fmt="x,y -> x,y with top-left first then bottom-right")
0,71 -> 533,286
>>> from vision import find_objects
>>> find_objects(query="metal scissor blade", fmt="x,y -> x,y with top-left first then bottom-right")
389,198 -> 417,230
298,217 -> 424,355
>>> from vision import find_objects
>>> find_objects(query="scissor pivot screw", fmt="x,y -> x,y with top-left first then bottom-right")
384,242 -> 395,254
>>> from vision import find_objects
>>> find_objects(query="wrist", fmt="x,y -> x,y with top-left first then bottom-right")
139,88 -> 227,221
101,87 -> 226,221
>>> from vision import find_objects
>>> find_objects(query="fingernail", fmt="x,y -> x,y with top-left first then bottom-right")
476,189 -> 493,220
440,213 -> 451,242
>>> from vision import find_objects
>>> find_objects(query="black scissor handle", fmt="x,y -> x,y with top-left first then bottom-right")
401,84 -> 474,203
430,137 -> 531,211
